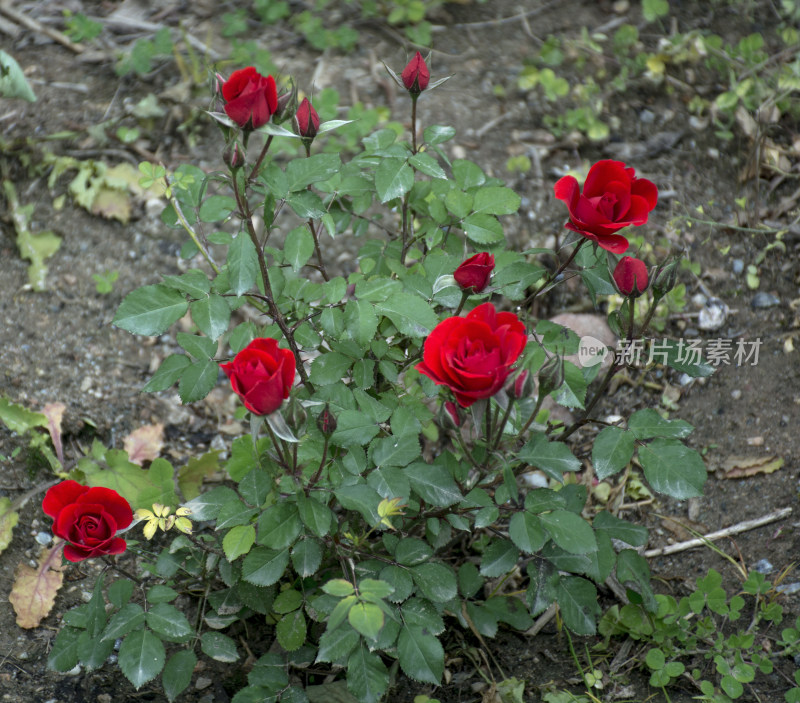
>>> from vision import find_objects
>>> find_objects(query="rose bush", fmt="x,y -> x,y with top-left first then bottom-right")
453,252 -> 495,293
613,255 -> 649,296
220,337 -> 296,416
416,302 -> 527,407
554,159 -> 658,253
222,66 -> 278,129
42,480 -> 133,562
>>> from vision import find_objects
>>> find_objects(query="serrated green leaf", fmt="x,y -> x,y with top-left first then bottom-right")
397,626 -> 443,685
347,644 -> 389,703
223,524 -> 256,561
593,511 -> 648,547
509,511 -> 546,554
242,547 -> 290,587
201,631 -> 239,662
331,410 -> 381,446
404,463 -> 462,507
423,125 -> 456,145
0,396 -> 47,434
629,409 -> 693,439
101,603 -> 145,642
518,434 -> 581,481
638,439 -> 706,499
285,227 -> 315,272
409,153 -> 447,179
592,426 -> 635,480
257,503 -> 301,550
472,186 -> 521,215
163,650 -> 196,702
370,434 -> 420,468
298,495 -> 332,538
343,299 -> 379,345
286,153 -> 341,191
557,576 -> 600,635
119,629 -> 165,689
190,294 -> 230,340
108,580 -> 135,609
184,485 -> 238,521
374,158 -> 414,203
317,625 -> 360,664
146,603 -> 194,643
227,233 -> 258,296
48,627 -> 81,672
480,538 -> 520,577
335,484 -> 382,525
176,331 -> 217,360
199,195 -> 236,222
142,354 -> 191,392
177,357 -> 219,404
78,629 -> 115,670
291,540 -> 322,577
215,498 -> 257,530
348,602 -> 384,640
276,609 -> 306,651
310,352 -> 353,386
411,562 -> 457,602
526,559 -> 559,616
452,160 -> 485,189
462,213 -> 504,244
395,537 -> 432,566
374,293 -> 437,337
113,284 -> 188,336
539,510 -> 597,554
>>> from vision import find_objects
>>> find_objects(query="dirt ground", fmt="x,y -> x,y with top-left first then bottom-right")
1,1 -> 799,702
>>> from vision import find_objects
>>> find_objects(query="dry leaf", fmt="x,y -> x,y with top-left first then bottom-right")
0,497 -> 20,555
719,455 -> 784,479
9,542 -> 65,628
42,401 -> 66,465
123,423 -> 165,466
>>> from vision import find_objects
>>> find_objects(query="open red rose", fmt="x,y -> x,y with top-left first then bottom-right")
221,338 -> 296,416
416,302 -> 527,408
401,51 -> 430,94
554,160 -> 658,254
454,252 -> 495,293
222,67 -> 278,130
613,256 -> 649,297
43,480 -> 133,562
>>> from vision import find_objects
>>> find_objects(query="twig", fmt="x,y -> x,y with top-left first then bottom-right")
0,1 -> 85,53
442,0 -> 562,29
643,507 -> 792,558
100,14 -> 223,61
524,602 -> 557,637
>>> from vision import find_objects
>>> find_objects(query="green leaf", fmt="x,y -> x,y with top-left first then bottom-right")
285,227 -> 315,272
162,270 -> 210,298
526,559 -> 560,616
176,331 -> 217,360
374,293 -> 438,337
411,562 -> 457,602
101,603 -> 145,642
404,463 -> 462,507
178,358 -> 219,404
317,624 -> 360,664
395,538 -> 433,566
257,503 -> 302,550
335,484 -> 382,525
48,627 -> 82,672
78,630 -> 115,670
370,434 -> 420,468
323,579 -> 356,597
518,434 -> 581,481
227,233 -> 258,296
638,439 -> 706,498
0,50 -> 36,101
119,629 -> 165,689
347,644 -> 390,703
184,485 -> 238,521
348,602 -> 384,640
409,153 -> 447,179
291,540 -> 322,577
660,339 -> 715,377
452,160 -> 485,189
108,580 -> 135,609
344,299 -> 379,345
461,213 -> 505,244
199,195 -> 236,222
593,511 -> 648,547
0,396 -> 47,433
480,538 -> 520,577
557,576 -> 600,635
286,152 -> 341,190
539,510 -> 597,554
113,284 -> 188,336
223,524 -> 256,561
239,467 -> 271,507
629,409 -> 693,439
276,610 -> 307,651
423,125 -> 456,145
297,495 -> 332,538
331,410 -> 381,446
509,511 -> 547,554
163,650 -> 197,702
201,631 -> 239,662
592,426 -> 635,480
190,294 -> 230,341
142,354 -> 191,392
397,626 -> 444,684
472,186 -> 521,215
215,498 -> 257,530
374,158 -> 414,203
242,547 -> 290,587
146,603 -> 194,643
310,352 -> 353,386
147,585 -> 179,604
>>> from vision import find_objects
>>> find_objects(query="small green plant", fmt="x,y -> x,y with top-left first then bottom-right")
92,270 -> 119,294
62,11 -> 103,43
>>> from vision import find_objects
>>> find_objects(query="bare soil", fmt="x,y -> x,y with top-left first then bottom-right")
1,1 -> 798,702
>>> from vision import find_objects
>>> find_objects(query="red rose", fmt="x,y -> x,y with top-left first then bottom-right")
454,252 -> 495,293
222,67 -> 278,130
43,480 -> 133,562
613,256 -> 649,297
221,338 -> 296,416
294,97 -> 320,140
416,302 -> 527,408
553,160 -> 658,254
401,52 -> 430,94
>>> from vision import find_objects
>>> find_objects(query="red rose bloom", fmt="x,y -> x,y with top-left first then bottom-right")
222,67 -> 279,130
401,51 -> 430,94
294,97 -> 320,140
416,302 -> 527,408
553,160 -> 658,254
43,480 -> 133,562
454,252 -> 495,293
613,256 -> 649,297
221,338 -> 296,416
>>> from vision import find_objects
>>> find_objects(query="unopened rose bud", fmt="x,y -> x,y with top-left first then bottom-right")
294,97 -> 320,141
401,51 -> 430,95
439,401 -> 461,429
272,82 -> 297,125
509,370 -> 534,400
223,142 -> 245,170
317,404 -> 337,436
652,256 -> 680,299
453,252 -> 495,293
612,256 -> 649,298
537,355 -> 565,399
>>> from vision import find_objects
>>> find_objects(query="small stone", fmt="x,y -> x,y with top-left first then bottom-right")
196,677 -> 213,691
98,694 -> 112,703
754,559 -> 774,574
691,293 -> 707,306
678,373 -> 694,386
708,147 -> 720,158
732,259 -> 744,274
751,292 -> 780,309
67,664 -> 82,676
731,389 -> 742,400
639,109 -> 655,124
35,531 -> 52,546
747,436 -> 764,446
776,582 -> 800,595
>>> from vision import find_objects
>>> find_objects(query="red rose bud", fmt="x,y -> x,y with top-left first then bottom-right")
416,302 -> 527,408
294,97 -> 320,140
553,160 -> 658,254
453,252 -> 495,293
317,404 -> 337,436
537,355 -> 565,399
222,67 -> 278,130
273,85 -> 297,125
223,142 -> 245,170
440,401 -> 461,429
613,256 -> 649,297
220,338 -> 296,416
652,255 -> 679,298
401,51 -> 430,94
509,370 -> 534,400
42,480 -> 133,562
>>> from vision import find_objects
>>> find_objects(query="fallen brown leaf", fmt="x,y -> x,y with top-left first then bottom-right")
42,401 -> 66,465
719,455 -> 784,479
9,542 -> 65,628
123,423 -> 165,466
0,497 -> 20,555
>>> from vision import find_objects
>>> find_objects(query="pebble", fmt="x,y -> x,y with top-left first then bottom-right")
751,292 -> 780,309
776,582 -> 800,595
640,109 -> 655,124
35,531 -> 52,546
753,558 -> 774,574
678,373 -> 694,386
732,259 -> 744,274
196,677 -> 213,691
731,389 -> 742,400
691,293 -> 707,306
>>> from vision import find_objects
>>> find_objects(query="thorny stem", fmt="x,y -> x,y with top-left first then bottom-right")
307,217 -> 330,281
307,435 -> 330,492
264,420 -> 289,469
400,192 -> 413,264
232,171 -> 315,392
102,555 -> 143,585
484,401 -> 493,457
518,390 -> 546,438
247,134 -> 274,182
453,290 -> 469,317
560,360 -> 621,441
491,400 -> 515,453
166,181 -> 220,275
523,237 -> 587,309
410,95 -> 418,155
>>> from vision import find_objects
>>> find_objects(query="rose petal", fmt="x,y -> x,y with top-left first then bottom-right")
42,480 -> 88,519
